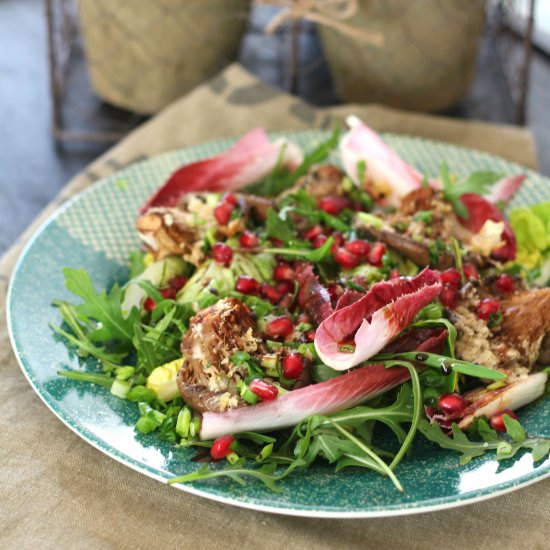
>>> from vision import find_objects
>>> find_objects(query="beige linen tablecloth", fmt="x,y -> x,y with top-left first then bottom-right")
1,64 -> 547,549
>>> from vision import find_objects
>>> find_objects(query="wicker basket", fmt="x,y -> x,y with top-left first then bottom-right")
77,0 -> 251,113
319,0 -> 486,112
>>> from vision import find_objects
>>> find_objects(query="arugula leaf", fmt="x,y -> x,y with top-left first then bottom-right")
419,419 -> 550,465
63,268 -> 138,346
265,208 -> 304,246
245,127 -> 340,197
440,164 -> 502,219
262,236 -> 334,263
283,126 -> 340,187
375,351 -> 506,381
58,370 -> 114,388
503,415 -> 526,443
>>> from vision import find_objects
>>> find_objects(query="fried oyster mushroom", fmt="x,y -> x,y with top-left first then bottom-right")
177,297 -> 265,413
137,192 -> 274,265
449,283 -> 550,379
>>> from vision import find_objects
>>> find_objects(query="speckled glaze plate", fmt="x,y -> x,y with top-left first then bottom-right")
8,130 -> 550,517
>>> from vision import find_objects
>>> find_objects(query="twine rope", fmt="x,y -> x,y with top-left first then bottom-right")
257,0 -> 384,45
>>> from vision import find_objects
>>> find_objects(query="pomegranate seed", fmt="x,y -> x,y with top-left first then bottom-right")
214,202 -> 234,225
265,316 -> 294,338
222,192 -> 238,206
168,275 -> 187,290
333,247 -> 361,269
276,280 -> 294,295
463,263 -> 479,280
210,435 -> 234,460
332,232 -> 345,247
212,242 -> 233,266
144,297 -> 156,312
249,379 -> 278,401
440,284 -> 460,309
305,225 -> 324,241
476,298 -> 501,321
282,352 -> 304,379
327,283 -> 342,303
440,268 -> 462,289
273,262 -> 294,282
312,234 -> 328,249
239,230 -> 259,248
490,409 -> 518,432
305,329 -> 316,342
390,269 -> 401,280
368,242 -> 386,266
160,287 -> 177,300
437,393 -> 467,415
496,274 -> 515,293
271,238 -> 284,247
235,275 -> 260,295
261,283 -> 282,304
317,195 -> 350,215
345,240 -> 370,257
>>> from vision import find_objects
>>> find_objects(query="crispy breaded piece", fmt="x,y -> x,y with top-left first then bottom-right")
177,298 -> 264,413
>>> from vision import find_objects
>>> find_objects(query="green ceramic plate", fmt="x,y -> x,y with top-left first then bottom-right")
8,131 -> 550,517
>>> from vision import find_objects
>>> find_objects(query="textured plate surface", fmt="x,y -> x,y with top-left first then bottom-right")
7,131 -> 550,517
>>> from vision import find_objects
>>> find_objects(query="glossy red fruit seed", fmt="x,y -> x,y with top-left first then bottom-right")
327,282 -> 342,303
212,242 -> 233,266
144,297 -> 156,312
265,316 -> 294,338
222,192 -> 238,206
476,298 -> 501,321
271,237 -> 284,247
439,284 -> 460,309
312,234 -> 328,249
344,239 -> 370,257
463,262 -> 479,280
273,262 -> 294,282
210,435 -> 235,460
239,230 -> 259,248
332,232 -> 345,246
249,379 -> 278,401
305,329 -> 316,342
282,352 -> 304,379
368,242 -> 386,266
214,202 -> 234,225
276,280 -> 294,295
317,195 -> 350,215
305,225 -> 324,241
160,287 -> 177,300
168,275 -> 188,290
490,409 -> 518,433
440,268 -> 462,289
333,247 -> 361,269
496,274 -> 515,293
261,283 -> 282,304
437,393 -> 467,415
235,275 -> 260,295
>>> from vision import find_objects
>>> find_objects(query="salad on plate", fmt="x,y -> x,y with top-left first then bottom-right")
53,117 -> 550,492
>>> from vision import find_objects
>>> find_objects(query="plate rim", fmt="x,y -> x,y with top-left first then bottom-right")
7,129 -> 550,518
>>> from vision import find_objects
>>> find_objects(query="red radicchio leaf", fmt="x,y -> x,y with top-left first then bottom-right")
140,128 -> 302,213
295,263 -> 333,325
458,193 -> 516,261
200,362 -> 411,439
381,327 -> 448,355
314,268 -> 442,371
